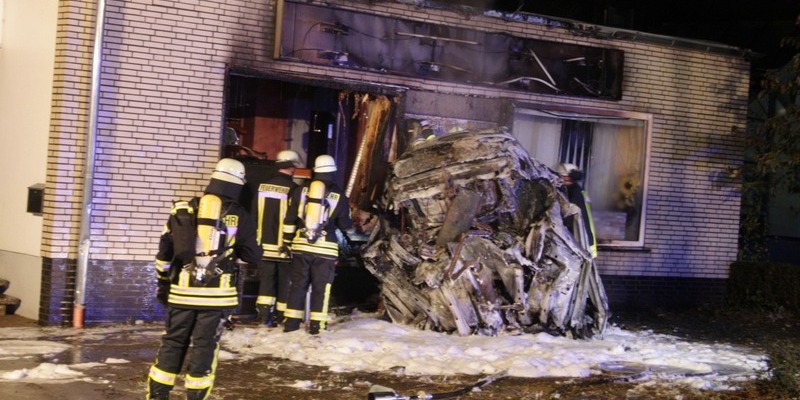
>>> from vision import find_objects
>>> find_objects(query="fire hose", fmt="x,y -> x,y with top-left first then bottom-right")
367,371 -> 507,400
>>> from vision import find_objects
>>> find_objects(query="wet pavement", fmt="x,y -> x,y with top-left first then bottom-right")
0,315 -> 158,399
0,313 -> 780,400
0,315 -> 506,400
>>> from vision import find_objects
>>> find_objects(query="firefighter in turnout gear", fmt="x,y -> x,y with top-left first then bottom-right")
557,162 -> 598,258
254,150 -> 302,326
282,155 -> 353,334
147,158 -> 262,400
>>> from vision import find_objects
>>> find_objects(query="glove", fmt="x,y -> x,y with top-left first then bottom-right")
278,245 -> 291,258
156,276 -> 170,306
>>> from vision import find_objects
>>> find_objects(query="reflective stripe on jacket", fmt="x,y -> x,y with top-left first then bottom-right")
255,173 -> 297,260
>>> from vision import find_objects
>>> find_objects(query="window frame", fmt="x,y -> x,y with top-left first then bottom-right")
511,102 -> 653,249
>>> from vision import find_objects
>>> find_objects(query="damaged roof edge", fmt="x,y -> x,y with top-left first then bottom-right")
397,0 -> 755,59
483,9 -> 758,59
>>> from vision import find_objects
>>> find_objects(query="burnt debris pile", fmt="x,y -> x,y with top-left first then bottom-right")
361,129 -> 608,338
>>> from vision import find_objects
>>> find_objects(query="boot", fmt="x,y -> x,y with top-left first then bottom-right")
283,317 -> 301,333
265,307 -> 277,327
186,387 -> 210,400
308,321 -> 321,335
257,305 -> 275,327
147,379 -> 171,400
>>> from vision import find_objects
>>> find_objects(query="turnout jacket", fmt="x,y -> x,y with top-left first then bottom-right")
155,180 -> 262,309
255,171 -> 297,261
282,178 -> 353,260
565,182 -> 598,258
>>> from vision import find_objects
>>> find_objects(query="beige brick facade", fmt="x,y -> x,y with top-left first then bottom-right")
41,0 -> 748,323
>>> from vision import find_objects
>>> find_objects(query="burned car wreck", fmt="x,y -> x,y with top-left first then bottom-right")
359,129 -> 608,339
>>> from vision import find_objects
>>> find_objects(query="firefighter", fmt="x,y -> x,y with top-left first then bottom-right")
281,154 -> 353,335
557,162 -> 598,258
254,150 -> 302,326
147,158 -> 262,400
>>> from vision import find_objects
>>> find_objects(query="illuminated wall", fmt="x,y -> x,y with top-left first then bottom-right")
38,0 -> 749,324
0,0 -> 58,319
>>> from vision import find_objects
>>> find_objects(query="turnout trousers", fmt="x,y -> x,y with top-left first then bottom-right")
283,253 -> 336,329
255,259 -> 292,313
146,307 -> 228,400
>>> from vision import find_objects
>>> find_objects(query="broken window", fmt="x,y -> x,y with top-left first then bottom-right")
276,0 -> 624,100
513,107 -> 650,246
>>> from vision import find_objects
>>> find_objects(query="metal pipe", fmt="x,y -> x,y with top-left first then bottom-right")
74,0 -> 107,329
395,31 -> 480,46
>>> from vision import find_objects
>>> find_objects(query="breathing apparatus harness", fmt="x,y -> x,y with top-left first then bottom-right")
184,194 -> 235,286
298,180 -> 333,244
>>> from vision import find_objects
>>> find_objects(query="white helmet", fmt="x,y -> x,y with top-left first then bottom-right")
211,158 -> 246,185
313,155 -> 337,173
556,163 -> 579,176
275,150 -> 302,168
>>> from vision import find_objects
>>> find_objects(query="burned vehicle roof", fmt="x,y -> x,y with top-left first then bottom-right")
361,128 -> 608,338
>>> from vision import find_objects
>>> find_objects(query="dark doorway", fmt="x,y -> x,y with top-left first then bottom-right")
223,72 -> 399,317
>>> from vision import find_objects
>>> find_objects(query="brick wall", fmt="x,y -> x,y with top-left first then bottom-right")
39,258 -> 76,326
42,0 -> 748,324
602,275 -> 728,311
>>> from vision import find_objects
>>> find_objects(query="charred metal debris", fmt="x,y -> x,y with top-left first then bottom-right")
360,128 -> 609,339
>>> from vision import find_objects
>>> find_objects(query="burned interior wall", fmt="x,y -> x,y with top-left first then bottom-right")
404,91 -> 510,124
278,1 -> 624,100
